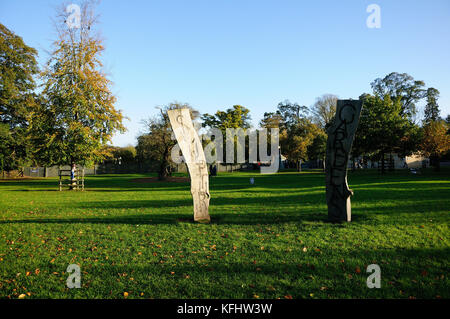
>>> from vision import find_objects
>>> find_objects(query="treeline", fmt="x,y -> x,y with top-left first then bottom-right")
136,73 -> 450,178
1,8 -> 449,179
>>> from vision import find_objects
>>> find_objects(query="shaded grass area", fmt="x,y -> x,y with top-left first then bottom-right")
0,169 -> 448,299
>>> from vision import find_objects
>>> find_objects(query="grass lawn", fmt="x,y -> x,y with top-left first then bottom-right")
0,169 -> 449,299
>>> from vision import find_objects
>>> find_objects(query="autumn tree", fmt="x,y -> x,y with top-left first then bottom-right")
33,1 -> 125,168
420,120 -> 450,171
0,23 -> 39,173
137,102 -> 199,180
266,100 -> 322,171
284,119 -> 323,171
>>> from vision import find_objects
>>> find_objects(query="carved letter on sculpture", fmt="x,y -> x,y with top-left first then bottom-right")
167,109 -> 211,222
325,100 -> 362,222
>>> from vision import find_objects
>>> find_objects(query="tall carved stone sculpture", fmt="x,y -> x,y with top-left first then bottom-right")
167,108 -> 211,222
325,99 -> 362,222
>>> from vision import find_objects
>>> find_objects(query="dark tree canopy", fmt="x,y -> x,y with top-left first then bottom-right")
353,94 -> 420,173
0,23 -> 39,171
423,87 -> 441,123
0,23 -> 38,126
371,72 -> 426,119
202,105 -> 251,131
137,102 -> 199,180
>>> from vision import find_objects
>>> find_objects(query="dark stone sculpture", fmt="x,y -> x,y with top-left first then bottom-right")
325,99 -> 362,222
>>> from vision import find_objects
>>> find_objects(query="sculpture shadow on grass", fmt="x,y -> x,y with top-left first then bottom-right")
0,212 -> 329,226
0,200 -> 440,226
3,170 -> 447,193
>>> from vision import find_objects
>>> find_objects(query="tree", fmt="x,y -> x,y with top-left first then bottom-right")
423,88 -> 441,123
310,94 -> 338,129
34,1 -> 125,168
353,94 -> 417,173
102,145 -> 136,164
137,102 -> 199,180
259,111 -> 283,129
263,100 -> 321,171
371,72 -> 426,118
307,130 -> 327,169
283,118 -> 322,171
202,105 -> 251,131
276,100 -> 308,129
0,23 -> 39,173
202,105 -> 251,165
420,120 -> 450,171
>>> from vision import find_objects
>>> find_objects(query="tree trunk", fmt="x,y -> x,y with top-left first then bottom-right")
297,160 -> 302,172
381,152 -> 385,174
434,155 -> 441,172
158,147 -> 170,181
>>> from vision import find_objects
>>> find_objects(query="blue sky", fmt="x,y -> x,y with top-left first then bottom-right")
1,0 -> 449,146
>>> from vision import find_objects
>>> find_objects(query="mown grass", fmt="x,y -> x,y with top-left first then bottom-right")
0,169 -> 448,299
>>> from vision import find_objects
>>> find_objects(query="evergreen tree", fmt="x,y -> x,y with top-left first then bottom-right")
423,87 -> 441,123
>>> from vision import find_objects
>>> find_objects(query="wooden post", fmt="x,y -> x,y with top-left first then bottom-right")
81,168 -> 85,191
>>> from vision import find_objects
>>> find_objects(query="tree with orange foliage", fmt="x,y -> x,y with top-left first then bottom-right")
32,1 -> 125,168
420,120 -> 450,171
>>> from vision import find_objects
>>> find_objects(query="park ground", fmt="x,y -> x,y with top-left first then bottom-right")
0,169 -> 449,299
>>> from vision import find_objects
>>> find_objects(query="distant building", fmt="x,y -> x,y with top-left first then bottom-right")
350,153 -> 429,169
